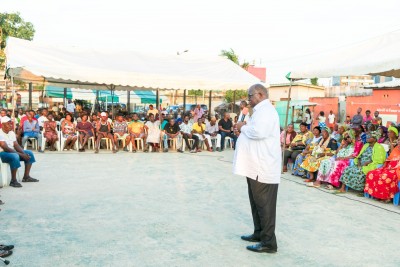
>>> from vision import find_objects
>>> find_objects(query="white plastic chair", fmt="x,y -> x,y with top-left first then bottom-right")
128,138 -> 144,152
224,137 -> 233,149
59,131 -> 79,151
0,158 -> 21,187
182,138 -> 194,151
23,137 -> 38,150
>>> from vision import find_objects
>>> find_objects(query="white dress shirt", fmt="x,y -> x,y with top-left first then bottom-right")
233,99 -> 281,184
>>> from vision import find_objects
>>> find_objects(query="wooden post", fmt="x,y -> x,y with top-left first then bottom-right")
28,82 -> 33,110
183,89 -> 187,113
233,90 -> 236,112
208,90 -> 212,115
282,80 -> 293,173
156,89 -> 160,109
127,90 -> 131,113
63,87 -> 67,107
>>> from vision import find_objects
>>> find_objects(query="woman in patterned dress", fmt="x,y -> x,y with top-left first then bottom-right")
61,114 -> 77,150
302,128 -> 338,185
337,132 -> 386,193
292,126 -> 322,177
43,113 -> 59,151
364,137 -> 400,201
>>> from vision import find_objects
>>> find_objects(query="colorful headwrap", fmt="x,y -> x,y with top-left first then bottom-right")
366,131 -> 379,140
388,126 -> 399,137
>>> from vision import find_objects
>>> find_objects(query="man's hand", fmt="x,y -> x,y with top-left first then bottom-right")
19,152 -> 30,161
235,122 -> 246,132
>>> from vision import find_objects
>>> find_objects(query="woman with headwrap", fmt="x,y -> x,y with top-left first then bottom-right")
302,128 -> 338,185
386,126 -> 399,153
336,132 -> 386,193
292,126 -> 322,177
364,137 -> 400,201
377,126 -> 388,144
314,131 -> 355,189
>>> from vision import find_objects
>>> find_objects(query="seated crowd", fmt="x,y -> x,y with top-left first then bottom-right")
282,118 -> 400,205
2,105 -> 240,155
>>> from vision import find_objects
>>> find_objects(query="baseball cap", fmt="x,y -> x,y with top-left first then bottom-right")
100,112 -> 107,117
1,116 -> 11,124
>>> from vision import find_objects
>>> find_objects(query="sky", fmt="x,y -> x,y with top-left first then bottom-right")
2,0 -> 400,83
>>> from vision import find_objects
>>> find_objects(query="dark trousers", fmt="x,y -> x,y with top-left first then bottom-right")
182,133 -> 199,150
220,131 -> 237,149
283,149 -> 302,166
247,177 -> 278,249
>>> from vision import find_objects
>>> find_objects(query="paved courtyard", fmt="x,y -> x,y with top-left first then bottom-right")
1,150 -> 400,267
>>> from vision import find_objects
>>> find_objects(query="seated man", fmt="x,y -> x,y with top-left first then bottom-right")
205,117 -> 222,152
113,114 -> 130,152
144,113 -> 161,152
22,113 -> 43,152
162,118 -> 182,152
76,114 -> 94,152
192,118 -> 212,152
218,112 -> 237,150
95,112 -> 117,153
179,115 -> 198,153
128,113 -> 148,152
0,117 -> 39,188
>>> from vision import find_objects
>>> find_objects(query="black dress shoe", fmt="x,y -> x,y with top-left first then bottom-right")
0,249 -> 12,257
246,243 -> 277,253
241,234 -> 261,242
9,181 -> 22,188
22,177 -> 39,182
0,244 -> 14,251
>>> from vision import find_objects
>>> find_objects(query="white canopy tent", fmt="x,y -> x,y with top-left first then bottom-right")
287,30 -> 400,80
5,37 -> 262,91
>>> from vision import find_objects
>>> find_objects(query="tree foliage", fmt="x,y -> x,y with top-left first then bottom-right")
310,78 -> 318,86
224,90 -> 247,103
0,12 -> 35,68
220,48 -> 239,65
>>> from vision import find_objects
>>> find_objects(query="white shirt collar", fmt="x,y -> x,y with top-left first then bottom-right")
253,99 -> 270,112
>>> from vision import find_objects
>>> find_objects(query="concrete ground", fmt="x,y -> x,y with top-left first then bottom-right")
1,150 -> 400,267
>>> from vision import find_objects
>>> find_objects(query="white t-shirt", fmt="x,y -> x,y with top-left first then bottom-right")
0,129 -> 17,151
318,116 -> 326,123
38,115 -> 49,127
328,114 -> 335,124
304,113 -> 312,124
66,103 -> 76,113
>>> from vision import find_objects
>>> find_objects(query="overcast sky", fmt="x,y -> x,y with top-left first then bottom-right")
2,0 -> 400,83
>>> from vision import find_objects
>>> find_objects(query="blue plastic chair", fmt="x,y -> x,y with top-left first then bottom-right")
393,181 -> 400,206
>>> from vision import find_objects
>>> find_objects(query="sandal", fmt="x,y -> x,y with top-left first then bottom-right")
333,190 -> 346,194
306,182 -> 320,188
303,179 -> 314,183
0,245 -> 14,250
325,185 -> 334,190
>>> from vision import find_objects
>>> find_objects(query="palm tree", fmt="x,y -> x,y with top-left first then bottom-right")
220,48 -> 239,65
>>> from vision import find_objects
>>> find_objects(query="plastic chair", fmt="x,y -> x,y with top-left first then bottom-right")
23,138 -> 38,150
42,131 -> 61,151
128,138 -> 144,152
182,138 -> 194,151
59,131 -> 79,151
87,136 -> 95,150
0,158 -> 21,187
224,137 -> 233,149
161,137 -> 177,150
393,181 -> 400,206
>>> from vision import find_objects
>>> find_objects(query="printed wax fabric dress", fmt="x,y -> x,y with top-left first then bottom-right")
292,136 -> 322,177
340,143 -> 386,191
364,146 -> 400,200
316,144 -> 354,187
300,138 -> 338,173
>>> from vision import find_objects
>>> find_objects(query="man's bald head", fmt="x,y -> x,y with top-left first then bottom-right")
210,117 -> 217,125
248,84 -> 268,107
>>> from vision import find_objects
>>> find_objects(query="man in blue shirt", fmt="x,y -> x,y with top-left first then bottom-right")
22,113 -> 43,153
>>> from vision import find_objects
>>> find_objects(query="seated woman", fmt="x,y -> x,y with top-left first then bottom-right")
364,137 -> 400,201
337,132 -> 386,193
292,126 -> 322,177
302,128 -> 338,185
314,132 -> 355,189
331,125 -> 346,143
280,124 -> 297,149
76,114 -> 94,152
385,126 -> 399,154
61,114 -> 77,150
377,126 -> 388,144
43,113 -> 59,151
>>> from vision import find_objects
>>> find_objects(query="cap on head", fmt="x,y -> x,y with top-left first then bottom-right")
100,112 -> 107,117
1,116 -> 11,124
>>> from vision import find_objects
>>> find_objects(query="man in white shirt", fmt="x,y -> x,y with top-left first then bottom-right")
37,108 -> 49,128
205,117 -> 221,151
0,117 -> 39,188
234,84 -> 281,254
66,100 -> 76,114
179,115 -> 198,153
147,104 -> 159,117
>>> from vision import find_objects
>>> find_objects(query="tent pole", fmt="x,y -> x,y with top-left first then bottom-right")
111,85 -> 115,119
281,79 -> 293,173
127,90 -> 131,114
233,90 -> 236,112
63,87 -> 67,108
11,76 -> 16,132
156,89 -> 160,109
183,89 -> 187,113
208,90 -> 212,116
28,83 -> 33,110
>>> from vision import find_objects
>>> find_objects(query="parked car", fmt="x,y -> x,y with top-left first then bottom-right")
166,105 -> 179,113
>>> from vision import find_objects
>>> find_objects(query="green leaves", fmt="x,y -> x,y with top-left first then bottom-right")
0,12 -> 35,68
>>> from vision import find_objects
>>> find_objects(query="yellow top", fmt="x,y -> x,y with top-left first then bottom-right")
128,121 -> 144,134
192,123 -> 206,134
